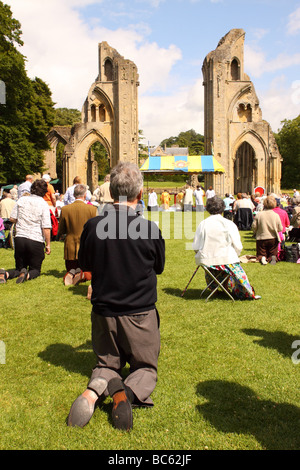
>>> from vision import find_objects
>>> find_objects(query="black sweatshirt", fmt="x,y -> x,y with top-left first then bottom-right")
78,204 -> 165,316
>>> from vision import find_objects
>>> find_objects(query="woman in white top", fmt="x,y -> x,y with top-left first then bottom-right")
0,179 -> 51,284
192,196 -> 259,300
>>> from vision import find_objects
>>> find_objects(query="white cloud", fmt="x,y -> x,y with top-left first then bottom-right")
245,44 -> 300,78
258,75 -> 300,132
6,0 -> 182,122
140,78 -> 204,145
287,6 -> 300,35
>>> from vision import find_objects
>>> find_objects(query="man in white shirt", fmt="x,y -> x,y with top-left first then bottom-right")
205,186 -> 215,200
18,175 -> 33,198
64,176 -> 82,205
193,186 -> 204,212
147,189 -> 158,211
183,185 -> 194,211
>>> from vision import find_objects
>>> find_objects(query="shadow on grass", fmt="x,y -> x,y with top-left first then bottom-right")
163,287 -> 235,301
38,340 -> 94,378
196,380 -> 300,450
242,328 -> 300,359
41,269 -> 64,278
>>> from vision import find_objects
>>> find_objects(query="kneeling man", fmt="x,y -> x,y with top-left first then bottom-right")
67,162 -> 165,431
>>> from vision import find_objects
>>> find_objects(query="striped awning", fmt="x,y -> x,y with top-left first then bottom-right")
140,155 -> 225,173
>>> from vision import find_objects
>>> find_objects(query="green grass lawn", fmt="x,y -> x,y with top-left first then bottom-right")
0,213 -> 300,450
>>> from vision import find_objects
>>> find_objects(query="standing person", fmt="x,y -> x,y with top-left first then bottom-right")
58,184 -> 97,285
252,195 -> 283,265
0,179 -> 51,284
183,184 -> 194,211
147,188 -> 158,211
17,175 -> 33,198
161,189 -> 171,210
42,174 -> 56,215
177,188 -> 184,209
98,175 -> 114,211
67,162 -> 165,431
63,176 -> 82,206
194,185 -> 204,212
205,185 -> 215,201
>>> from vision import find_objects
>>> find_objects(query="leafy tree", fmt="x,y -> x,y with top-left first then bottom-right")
0,1 -> 55,182
275,115 -> 300,189
54,108 -> 81,126
160,129 -> 204,155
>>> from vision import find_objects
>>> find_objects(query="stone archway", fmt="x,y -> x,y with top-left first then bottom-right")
202,29 -> 282,195
234,142 -> 256,194
44,42 -> 139,192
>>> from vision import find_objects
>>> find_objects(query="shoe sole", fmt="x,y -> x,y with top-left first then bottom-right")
108,378 -> 133,431
64,270 -> 75,286
16,269 -> 28,284
111,398 -> 133,431
67,378 -> 107,427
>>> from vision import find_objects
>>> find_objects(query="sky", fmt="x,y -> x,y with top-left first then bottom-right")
5,0 -> 300,146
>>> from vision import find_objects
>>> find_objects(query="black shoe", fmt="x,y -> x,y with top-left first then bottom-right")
67,377 -> 107,428
16,268 -> 28,284
108,378 -> 133,431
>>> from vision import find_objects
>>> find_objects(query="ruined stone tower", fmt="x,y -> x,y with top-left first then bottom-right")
44,42 -> 139,192
202,29 -> 282,195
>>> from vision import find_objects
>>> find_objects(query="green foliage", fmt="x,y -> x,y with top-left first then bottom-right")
275,115 -> 300,189
0,1 -> 55,183
54,108 -> 81,126
0,223 -> 300,449
91,141 -> 110,180
160,129 -> 205,155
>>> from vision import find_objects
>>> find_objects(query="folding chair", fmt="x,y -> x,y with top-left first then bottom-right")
181,264 -> 235,302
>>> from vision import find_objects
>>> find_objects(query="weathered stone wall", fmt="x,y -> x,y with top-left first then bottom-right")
202,29 -> 282,195
44,42 -> 139,192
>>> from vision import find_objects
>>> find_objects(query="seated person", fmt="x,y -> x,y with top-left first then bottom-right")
192,196 -> 260,300
288,197 -> 300,241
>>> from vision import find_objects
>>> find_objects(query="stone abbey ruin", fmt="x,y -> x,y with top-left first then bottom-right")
44,29 -> 282,195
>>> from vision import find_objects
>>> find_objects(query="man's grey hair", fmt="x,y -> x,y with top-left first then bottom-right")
110,162 -> 143,202
206,196 -> 225,215
74,184 -> 87,199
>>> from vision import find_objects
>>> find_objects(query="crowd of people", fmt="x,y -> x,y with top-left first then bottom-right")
0,166 -> 299,431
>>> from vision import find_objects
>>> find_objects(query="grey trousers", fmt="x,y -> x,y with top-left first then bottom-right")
90,308 -> 160,406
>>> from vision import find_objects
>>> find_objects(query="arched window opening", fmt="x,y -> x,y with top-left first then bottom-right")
91,104 -> 96,122
56,141 -> 65,182
237,103 -> 252,122
90,141 -> 110,181
231,58 -> 240,80
234,142 -> 256,194
104,59 -> 113,81
99,104 -> 106,122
